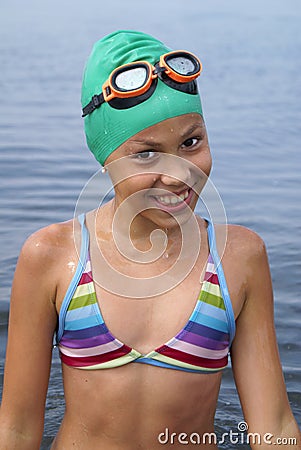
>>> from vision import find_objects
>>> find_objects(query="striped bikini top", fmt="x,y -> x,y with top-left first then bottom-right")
56,214 -> 235,373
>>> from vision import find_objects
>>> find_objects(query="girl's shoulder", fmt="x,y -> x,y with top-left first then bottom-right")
213,222 -> 267,271
224,223 -> 265,250
18,218 -> 81,275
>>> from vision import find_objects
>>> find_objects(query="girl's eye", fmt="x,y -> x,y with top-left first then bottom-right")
182,137 -> 199,148
132,151 -> 158,161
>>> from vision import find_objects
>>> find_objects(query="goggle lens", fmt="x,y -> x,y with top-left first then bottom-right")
166,55 -> 196,75
115,67 -> 148,91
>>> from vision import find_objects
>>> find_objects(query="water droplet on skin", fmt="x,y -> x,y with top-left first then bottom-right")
163,253 -> 169,259
67,261 -> 76,273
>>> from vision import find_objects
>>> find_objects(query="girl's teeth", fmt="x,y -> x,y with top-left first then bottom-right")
157,190 -> 189,205
179,191 -> 189,201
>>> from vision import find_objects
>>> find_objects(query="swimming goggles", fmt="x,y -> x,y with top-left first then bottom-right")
82,50 -> 202,117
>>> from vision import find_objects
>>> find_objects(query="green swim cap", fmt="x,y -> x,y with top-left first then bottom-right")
81,30 -> 203,165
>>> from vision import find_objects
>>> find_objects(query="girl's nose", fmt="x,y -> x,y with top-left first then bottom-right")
159,160 -> 191,187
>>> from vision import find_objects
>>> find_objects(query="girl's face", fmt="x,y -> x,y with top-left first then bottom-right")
105,113 -> 212,231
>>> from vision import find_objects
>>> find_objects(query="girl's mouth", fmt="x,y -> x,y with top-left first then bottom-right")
150,188 -> 194,212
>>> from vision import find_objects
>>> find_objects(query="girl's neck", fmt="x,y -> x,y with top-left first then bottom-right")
95,200 -> 184,262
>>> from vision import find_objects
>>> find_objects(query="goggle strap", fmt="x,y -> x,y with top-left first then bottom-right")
82,93 -> 105,117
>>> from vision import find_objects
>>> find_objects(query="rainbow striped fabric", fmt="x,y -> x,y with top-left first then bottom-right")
57,215 -> 235,373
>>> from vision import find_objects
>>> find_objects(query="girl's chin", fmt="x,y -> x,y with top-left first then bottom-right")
139,207 -> 196,230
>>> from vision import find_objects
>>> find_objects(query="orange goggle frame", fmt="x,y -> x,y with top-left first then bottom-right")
103,50 -> 202,101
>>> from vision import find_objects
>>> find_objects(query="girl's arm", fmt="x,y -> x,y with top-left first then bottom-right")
231,230 -> 300,449
0,227 -> 59,450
